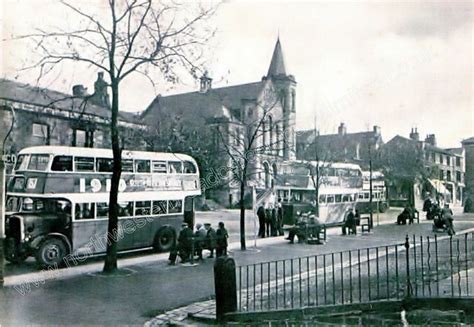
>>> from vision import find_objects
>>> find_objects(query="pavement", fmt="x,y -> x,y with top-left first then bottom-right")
0,207 -> 472,326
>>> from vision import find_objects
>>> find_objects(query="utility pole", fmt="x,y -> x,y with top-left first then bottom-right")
0,155 -> 5,287
369,154 -> 374,229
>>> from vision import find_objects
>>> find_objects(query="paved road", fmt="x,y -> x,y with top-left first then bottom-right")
0,209 -> 472,325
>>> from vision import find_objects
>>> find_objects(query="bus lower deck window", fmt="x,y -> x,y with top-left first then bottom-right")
152,201 -> 167,215
97,203 -> 109,218
168,200 -> 182,213
135,201 -> 151,216
75,203 -> 95,220
118,202 -> 134,217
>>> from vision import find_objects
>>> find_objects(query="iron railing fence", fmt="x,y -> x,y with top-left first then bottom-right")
236,232 -> 473,312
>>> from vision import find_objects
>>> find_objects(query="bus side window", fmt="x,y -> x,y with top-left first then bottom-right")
169,162 -> 183,174
75,157 -> 95,172
335,194 -> 342,203
75,203 -> 95,220
152,200 -> 167,215
358,193 -> 364,200
97,203 -> 109,218
183,161 -> 196,174
135,160 -> 150,173
319,195 -> 326,204
327,195 -> 335,204
342,194 -> 350,202
169,200 -> 182,213
118,202 -> 134,217
135,201 -> 151,216
51,156 -> 73,171
122,160 -> 133,173
97,158 -> 113,172
152,161 -> 167,173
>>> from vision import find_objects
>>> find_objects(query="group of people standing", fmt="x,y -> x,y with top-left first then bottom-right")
257,198 -> 284,238
168,221 -> 229,265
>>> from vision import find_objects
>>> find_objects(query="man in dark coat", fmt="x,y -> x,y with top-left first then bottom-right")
204,223 -> 217,258
216,221 -> 229,257
342,209 -> 356,235
177,222 -> 193,262
257,205 -> 266,238
276,198 -> 284,236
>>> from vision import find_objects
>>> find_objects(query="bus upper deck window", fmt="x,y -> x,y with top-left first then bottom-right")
169,162 -> 182,174
152,161 -> 167,173
52,156 -> 73,171
75,157 -> 95,172
135,160 -> 150,173
342,194 -> 350,202
327,195 -> 335,204
122,160 -> 133,173
97,158 -> 113,172
14,154 -> 28,171
28,154 -> 50,171
335,194 -> 342,203
358,193 -> 364,200
183,161 -> 196,174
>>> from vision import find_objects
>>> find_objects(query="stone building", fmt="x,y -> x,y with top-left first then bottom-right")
0,73 -> 144,171
381,129 -> 465,207
461,136 -> 474,211
141,38 -> 297,205
296,123 -> 383,170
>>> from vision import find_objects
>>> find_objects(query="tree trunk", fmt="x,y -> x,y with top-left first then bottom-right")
240,174 -> 246,251
103,80 -> 121,273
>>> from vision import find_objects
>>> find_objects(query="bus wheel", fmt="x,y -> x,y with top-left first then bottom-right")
35,238 -> 67,268
379,203 -> 388,213
153,227 -> 175,252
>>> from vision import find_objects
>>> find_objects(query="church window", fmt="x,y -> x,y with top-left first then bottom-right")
291,89 -> 296,112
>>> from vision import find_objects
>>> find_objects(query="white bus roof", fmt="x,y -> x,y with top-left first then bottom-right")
18,146 -> 197,163
362,171 -> 384,178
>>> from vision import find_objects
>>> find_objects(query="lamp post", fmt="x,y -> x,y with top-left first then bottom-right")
0,156 -> 5,287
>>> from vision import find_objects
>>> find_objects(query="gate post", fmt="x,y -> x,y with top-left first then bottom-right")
404,235 -> 412,298
214,256 -> 237,321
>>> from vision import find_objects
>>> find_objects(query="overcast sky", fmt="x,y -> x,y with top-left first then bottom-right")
2,0 -> 473,148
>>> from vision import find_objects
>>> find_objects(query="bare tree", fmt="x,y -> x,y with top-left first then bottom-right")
16,0 -> 216,273
215,88 -> 288,250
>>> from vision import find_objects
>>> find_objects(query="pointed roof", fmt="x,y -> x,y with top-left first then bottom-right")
267,38 -> 287,77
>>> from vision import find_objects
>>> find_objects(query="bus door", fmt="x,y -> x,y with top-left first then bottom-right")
184,196 -> 195,228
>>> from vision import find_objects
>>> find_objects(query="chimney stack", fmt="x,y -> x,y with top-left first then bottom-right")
425,134 -> 437,146
373,125 -> 381,135
199,71 -> 212,93
72,84 -> 87,97
409,128 -> 420,141
338,123 -> 347,136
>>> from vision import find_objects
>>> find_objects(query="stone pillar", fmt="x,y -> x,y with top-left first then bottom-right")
214,256 -> 237,321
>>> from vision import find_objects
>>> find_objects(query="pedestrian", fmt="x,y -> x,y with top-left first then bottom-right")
276,198 -> 284,236
342,209 -> 356,235
216,221 -> 229,257
270,207 -> 277,236
204,223 -> 216,258
168,237 -> 178,265
194,223 -> 207,260
177,222 -> 193,263
257,205 -> 266,238
265,203 -> 271,237
441,204 -> 455,235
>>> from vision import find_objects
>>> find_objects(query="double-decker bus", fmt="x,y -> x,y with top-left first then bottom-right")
4,146 -> 200,267
356,171 -> 389,213
275,161 -> 363,226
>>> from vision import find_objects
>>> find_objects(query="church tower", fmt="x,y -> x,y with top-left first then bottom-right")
267,38 -> 296,160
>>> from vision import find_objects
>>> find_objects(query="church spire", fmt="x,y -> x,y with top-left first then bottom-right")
267,37 -> 287,78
